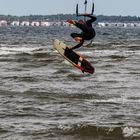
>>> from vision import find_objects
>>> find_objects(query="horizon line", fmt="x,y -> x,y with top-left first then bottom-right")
0,14 -> 140,17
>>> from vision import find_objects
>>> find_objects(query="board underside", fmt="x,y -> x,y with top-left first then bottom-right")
53,39 -> 94,74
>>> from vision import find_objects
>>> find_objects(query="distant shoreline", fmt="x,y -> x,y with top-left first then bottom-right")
0,14 -> 140,23
0,14 -> 140,28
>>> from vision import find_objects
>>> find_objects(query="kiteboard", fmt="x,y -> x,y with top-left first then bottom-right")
53,39 -> 94,74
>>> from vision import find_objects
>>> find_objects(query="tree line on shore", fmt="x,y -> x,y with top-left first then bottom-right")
0,14 -> 140,23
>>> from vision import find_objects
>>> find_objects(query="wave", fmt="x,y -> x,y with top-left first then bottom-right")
0,46 -> 42,55
0,45 -> 53,56
123,127 -> 140,138
94,50 -> 140,57
55,124 -> 140,139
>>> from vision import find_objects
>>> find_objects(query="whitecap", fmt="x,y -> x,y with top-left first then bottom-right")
122,127 -> 140,138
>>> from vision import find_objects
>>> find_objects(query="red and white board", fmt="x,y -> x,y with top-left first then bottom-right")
53,39 -> 94,74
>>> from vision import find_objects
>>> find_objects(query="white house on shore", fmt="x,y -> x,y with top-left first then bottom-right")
135,23 -> 140,27
62,21 -> 70,26
41,21 -> 51,27
0,20 -> 7,26
2,19 -> 140,28
11,21 -> 20,26
31,21 -> 40,26
98,22 -> 138,28
98,22 -> 107,27
20,21 -> 30,26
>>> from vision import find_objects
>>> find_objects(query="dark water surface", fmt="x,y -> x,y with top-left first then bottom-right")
0,26 -> 140,140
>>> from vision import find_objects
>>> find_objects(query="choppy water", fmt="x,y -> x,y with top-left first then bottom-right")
0,26 -> 140,140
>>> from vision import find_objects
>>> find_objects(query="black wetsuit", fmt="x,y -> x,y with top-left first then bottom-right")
71,15 -> 97,50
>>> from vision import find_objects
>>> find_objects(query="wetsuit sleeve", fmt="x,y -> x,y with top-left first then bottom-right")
72,40 -> 84,50
85,15 -> 97,25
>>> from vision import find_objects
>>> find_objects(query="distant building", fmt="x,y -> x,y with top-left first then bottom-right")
0,20 -> 7,26
62,21 -> 69,26
98,22 -> 138,28
123,23 -> 128,28
135,23 -> 140,27
52,21 -> 62,26
20,21 -> 30,26
41,21 -> 51,27
11,21 -> 20,26
98,22 -> 107,27
116,22 -> 124,27
31,21 -> 40,26
130,23 -> 135,27
1,19 -> 140,28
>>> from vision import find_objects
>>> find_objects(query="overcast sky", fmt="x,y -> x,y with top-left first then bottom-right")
0,0 -> 140,16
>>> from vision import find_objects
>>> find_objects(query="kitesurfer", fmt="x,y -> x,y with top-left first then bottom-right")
67,14 -> 97,50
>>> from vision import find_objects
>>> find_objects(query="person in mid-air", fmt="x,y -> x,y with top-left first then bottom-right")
67,14 -> 97,50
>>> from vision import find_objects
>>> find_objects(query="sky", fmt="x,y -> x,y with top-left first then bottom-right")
0,0 -> 140,16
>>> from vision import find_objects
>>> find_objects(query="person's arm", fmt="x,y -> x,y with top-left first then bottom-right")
85,14 -> 97,25
66,19 -> 76,25
77,14 -> 97,22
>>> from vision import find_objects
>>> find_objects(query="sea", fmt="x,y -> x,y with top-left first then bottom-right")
0,25 -> 140,140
